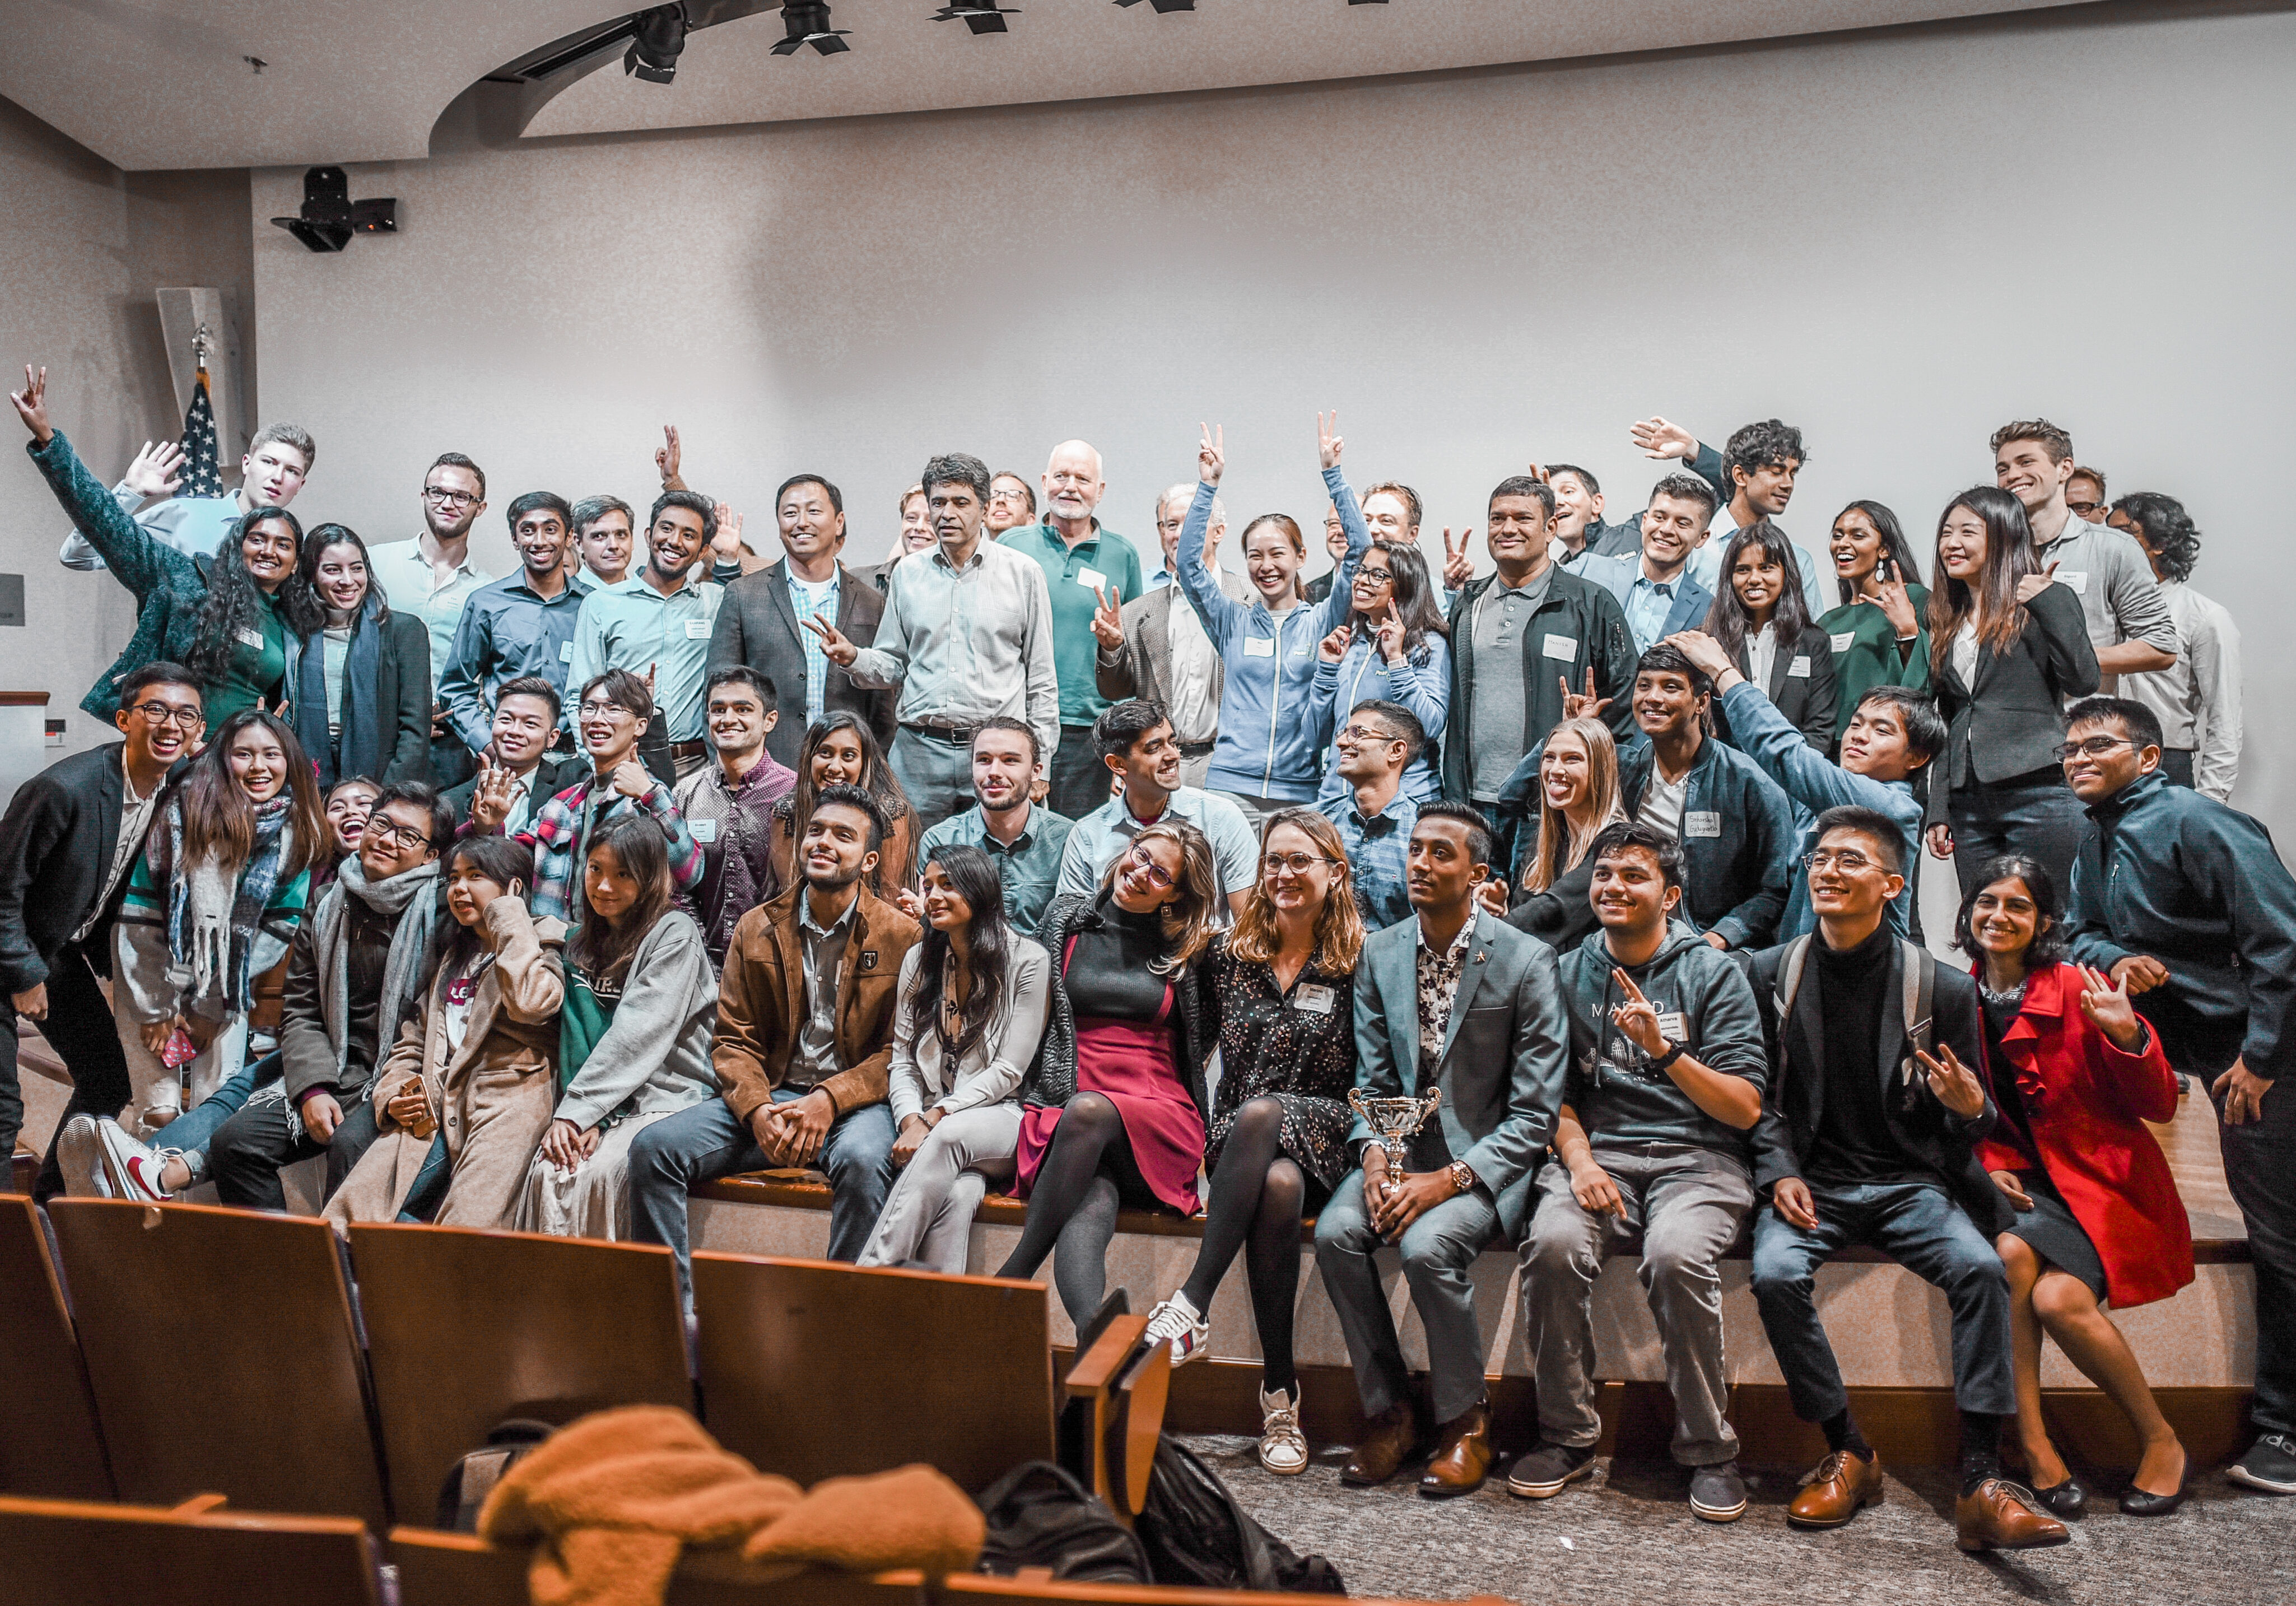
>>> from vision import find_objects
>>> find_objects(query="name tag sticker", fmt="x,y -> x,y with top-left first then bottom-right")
559,640 -> 575,662
1829,632 -> 1856,652
2059,571 -> 2088,595
685,619 -> 710,639
1684,811 -> 1723,838
1787,655 -> 1812,678
1244,636 -> 1276,658
1077,567 -> 1108,591
1656,1011 -> 1689,1043
234,626 -> 265,649
690,818 -> 719,844
1541,634 -> 1578,660
1293,984 -> 1336,1015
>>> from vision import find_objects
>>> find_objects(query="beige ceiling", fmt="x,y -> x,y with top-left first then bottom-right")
1,0 -> 2075,171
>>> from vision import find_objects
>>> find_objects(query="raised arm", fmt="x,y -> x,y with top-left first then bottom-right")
1308,413 -> 1371,635
1173,427 -> 1245,649
2025,581 -> 2102,701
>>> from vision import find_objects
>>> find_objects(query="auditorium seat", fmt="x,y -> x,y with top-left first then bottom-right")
43,1199 -> 389,1525
692,1253 -> 1058,1495
0,1197 -> 111,1501
937,1577 -> 1517,1606
389,1526 -> 927,1605
0,1494 -> 381,1606
347,1222 -> 695,1524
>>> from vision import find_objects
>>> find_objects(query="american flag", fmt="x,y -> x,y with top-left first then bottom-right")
180,370 -> 224,499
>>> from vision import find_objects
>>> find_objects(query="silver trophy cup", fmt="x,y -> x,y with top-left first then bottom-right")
1348,1086 -> 1443,1194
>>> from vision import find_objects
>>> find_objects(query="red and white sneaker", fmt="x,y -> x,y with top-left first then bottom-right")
1142,1293 -> 1211,1367
95,1119 -> 173,1202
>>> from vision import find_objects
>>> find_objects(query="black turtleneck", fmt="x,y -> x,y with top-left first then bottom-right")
1061,894 -> 1174,1022
1804,922 -> 1912,1186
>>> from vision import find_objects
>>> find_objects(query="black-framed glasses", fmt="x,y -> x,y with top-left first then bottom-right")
364,820 -> 434,851
2066,500 -> 2106,519
129,701 -> 204,728
2054,736 -> 2131,761
422,486 -> 481,508
1262,851 -> 1339,876
1803,849 -> 1878,873
1125,841 -> 1175,889
1354,568 -> 1395,585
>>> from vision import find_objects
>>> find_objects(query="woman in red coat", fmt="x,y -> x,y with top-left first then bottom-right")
1959,854 -> 2192,1518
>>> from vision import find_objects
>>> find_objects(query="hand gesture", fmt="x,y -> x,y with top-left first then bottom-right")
540,1118 -> 595,1174
1316,411 -> 1344,471
655,423 -> 682,487
1925,823 -> 1954,861
1090,583 -> 1126,651
609,756 -> 654,801
1197,422 -> 1226,487
2015,561 -> 2061,604
2214,1057 -> 2272,1126
1570,1159 -> 1626,1219
2075,963 -> 2146,1051
1609,967 -> 1668,1056
9,365 -> 52,444
468,752 -> 518,832
1371,1169 -> 1451,1240
1474,876 -> 1510,918
1440,527 -> 1474,590
1316,623 -> 1353,665
803,613 -> 860,667
302,1092 -> 345,1144
124,439 -> 185,500
893,884 -> 923,921
1772,1176 -> 1820,1230
1666,628 -> 1733,679
711,501 -> 744,562
1873,570 -> 1918,638
1915,1042 -> 1987,1120
1989,1169 -> 2034,1210
2112,954 -> 2171,995
11,983 -> 48,1022
1631,416 -> 1697,462
1559,667 -> 1613,723
1373,603 -> 1407,664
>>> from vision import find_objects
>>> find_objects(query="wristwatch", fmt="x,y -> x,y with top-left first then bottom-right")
1649,1042 -> 1687,1074
1447,1160 -> 1477,1197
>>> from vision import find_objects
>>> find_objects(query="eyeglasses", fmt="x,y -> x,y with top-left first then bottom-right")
1263,851 -> 1339,876
1803,849 -> 1879,873
2066,500 -> 2106,519
1338,723 -> 1400,743
422,487 -> 481,509
578,700 -> 635,720
1355,569 -> 1395,585
1125,842 -> 1175,889
129,702 -> 204,728
2055,736 -> 2131,761
364,820 -> 434,850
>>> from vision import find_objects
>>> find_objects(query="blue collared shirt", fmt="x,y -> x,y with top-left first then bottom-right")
918,802 -> 1077,939
1054,786 -> 1261,905
567,569 -> 727,742
1622,572 -> 1684,656
438,573 -> 589,753
1321,788 -> 1418,932
784,566 -> 841,725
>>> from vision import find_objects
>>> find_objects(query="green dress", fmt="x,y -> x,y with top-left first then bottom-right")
1819,583 -> 1931,755
204,592 -> 291,728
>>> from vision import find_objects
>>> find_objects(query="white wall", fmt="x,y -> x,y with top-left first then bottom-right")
216,1 -> 2292,842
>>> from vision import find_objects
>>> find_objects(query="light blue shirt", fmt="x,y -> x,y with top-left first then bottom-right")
1054,786 -> 1261,905
845,539 -> 1062,764
567,570 -> 727,742
1321,788 -> 1417,932
784,566 -> 840,724
60,487 -> 244,572
1623,572 -> 1686,656
1687,522 -> 1831,621
363,537 -> 494,682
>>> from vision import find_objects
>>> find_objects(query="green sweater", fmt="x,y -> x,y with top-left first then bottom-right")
1819,584 -> 1931,751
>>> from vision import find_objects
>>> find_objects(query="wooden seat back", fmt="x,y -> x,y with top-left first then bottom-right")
390,1526 -> 925,1606
347,1222 -> 693,1523
940,1582 -> 1519,1606
44,1199 -> 388,1525
0,1197 -> 111,1499
692,1253 -> 1055,1495
0,1494 -> 380,1606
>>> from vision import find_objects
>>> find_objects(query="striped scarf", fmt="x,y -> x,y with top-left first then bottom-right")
143,794 -> 296,1013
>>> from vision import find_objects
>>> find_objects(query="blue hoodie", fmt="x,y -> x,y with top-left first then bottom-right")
1176,468 -> 1370,802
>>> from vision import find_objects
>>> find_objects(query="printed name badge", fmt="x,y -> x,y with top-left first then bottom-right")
2059,571 -> 2088,595
690,818 -> 719,844
1787,655 -> 1812,678
1077,567 -> 1108,592
1293,984 -> 1336,1015
1541,633 -> 1578,661
233,626 -> 266,649
1684,811 -> 1723,838
1244,636 -> 1276,658
1829,632 -> 1856,653
560,640 -> 575,662
685,619 -> 711,639
1655,1011 -> 1689,1044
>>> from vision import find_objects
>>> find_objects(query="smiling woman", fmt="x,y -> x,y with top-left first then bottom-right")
288,524 -> 437,790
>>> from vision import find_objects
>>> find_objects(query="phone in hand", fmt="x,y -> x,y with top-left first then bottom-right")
160,1025 -> 200,1068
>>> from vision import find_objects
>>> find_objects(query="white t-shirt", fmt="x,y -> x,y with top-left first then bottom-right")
1638,769 -> 1689,842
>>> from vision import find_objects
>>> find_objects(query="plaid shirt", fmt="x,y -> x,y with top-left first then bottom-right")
519,776 -> 704,924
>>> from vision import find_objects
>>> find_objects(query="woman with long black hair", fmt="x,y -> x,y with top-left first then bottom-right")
1820,500 -> 1931,748
1703,520 -> 1838,753
767,711 -> 918,899
1310,539 -> 1451,805
860,844 -> 1052,1271
291,524 -> 434,788
1922,487 -> 2100,896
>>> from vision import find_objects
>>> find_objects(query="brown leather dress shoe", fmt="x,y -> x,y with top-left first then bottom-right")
1418,1402 -> 1493,1498
1340,1402 -> 1418,1487
1787,1449 -> 1885,1528
1956,1478 -> 2072,1552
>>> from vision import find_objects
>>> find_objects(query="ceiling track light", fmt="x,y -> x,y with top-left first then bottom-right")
1114,0 -> 1196,12
625,2 -> 689,81
933,2 -> 1017,32
774,1 -> 851,54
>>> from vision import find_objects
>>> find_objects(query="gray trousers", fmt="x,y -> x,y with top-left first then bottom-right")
858,1104 -> 1020,1273
889,727 -> 979,838
1314,1168 -> 1502,1425
1519,1146 -> 1753,1465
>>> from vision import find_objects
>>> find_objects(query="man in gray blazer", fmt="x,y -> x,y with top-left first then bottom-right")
1316,801 -> 1570,1499
706,473 -> 898,774
1095,484 -> 1244,788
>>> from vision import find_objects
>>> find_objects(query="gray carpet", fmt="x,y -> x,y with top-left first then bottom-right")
1182,1436 -> 2295,1605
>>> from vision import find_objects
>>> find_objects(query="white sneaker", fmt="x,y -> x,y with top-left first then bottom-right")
53,1116 -> 111,1198
1142,1293 -> 1211,1367
1258,1385 -> 1308,1476
95,1119 -> 171,1202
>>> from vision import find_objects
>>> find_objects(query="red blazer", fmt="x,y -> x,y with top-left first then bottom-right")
1976,962 -> 2192,1309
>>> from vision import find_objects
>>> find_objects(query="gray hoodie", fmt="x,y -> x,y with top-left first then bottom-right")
1557,918 -> 1768,1160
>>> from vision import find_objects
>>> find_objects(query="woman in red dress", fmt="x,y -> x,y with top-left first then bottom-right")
994,820 -> 1223,1326
1959,854 -> 2193,1517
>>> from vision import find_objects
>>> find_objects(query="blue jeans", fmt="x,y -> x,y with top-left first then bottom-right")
151,1052 -> 280,1177
397,1134 -> 453,1222
1750,1178 -> 2013,1422
628,1091 -> 897,1302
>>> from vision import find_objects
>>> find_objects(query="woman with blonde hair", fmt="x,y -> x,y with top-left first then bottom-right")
1143,808 -> 1365,1475
1507,717 -> 1627,951
993,820 -> 1222,1325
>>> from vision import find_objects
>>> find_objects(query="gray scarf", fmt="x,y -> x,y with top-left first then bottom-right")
315,855 -> 442,1094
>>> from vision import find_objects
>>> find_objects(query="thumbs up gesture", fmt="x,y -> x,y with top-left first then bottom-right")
2015,561 -> 2061,604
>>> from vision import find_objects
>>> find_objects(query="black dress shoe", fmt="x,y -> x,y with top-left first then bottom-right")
2121,1446 -> 2190,1516
2032,1477 -> 2085,1518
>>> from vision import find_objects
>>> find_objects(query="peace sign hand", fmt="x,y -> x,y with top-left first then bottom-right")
1316,624 -> 1353,665
655,423 -> 682,487
1609,967 -> 1668,1056
1090,583 -> 1126,651
10,365 -> 51,444
2076,963 -> 2146,1052
1559,667 -> 1612,722
1317,411 -> 1343,471
1373,603 -> 1407,665
802,613 -> 860,667
1915,1042 -> 1987,1120
2015,561 -> 2061,604
1196,423 -> 1226,487
1440,527 -> 1474,590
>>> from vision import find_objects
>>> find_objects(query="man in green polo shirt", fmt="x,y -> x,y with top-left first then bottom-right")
1000,439 -> 1145,818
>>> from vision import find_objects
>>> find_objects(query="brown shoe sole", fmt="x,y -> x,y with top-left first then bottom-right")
1957,1524 -> 2071,1553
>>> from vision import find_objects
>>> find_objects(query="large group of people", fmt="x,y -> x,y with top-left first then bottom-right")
2,361 -> 2285,1556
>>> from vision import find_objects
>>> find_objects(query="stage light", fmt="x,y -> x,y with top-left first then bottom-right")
773,1 -> 851,53
1114,0 -> 1195,12
624,3 -> 690,81
269,167 -> 397,254
934,2 -> 1017,33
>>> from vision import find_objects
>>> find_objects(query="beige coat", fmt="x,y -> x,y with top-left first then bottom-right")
325,897 -> 567,1231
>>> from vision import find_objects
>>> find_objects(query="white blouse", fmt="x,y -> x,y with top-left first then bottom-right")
886,938 -> 1052,1125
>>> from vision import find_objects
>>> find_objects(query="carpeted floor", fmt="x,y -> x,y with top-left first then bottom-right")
1184,1435 -> 2294,1605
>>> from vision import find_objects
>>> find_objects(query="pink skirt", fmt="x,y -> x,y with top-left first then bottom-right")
1014,1010 -> 1204,1217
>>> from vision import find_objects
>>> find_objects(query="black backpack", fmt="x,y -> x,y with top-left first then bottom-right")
434,1418 -> 558,1531
1134,1439 -> 1344,1594
975,1461 -> 1153,1584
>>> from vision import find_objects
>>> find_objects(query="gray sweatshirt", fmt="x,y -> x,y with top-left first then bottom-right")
556,909 -> 720,1132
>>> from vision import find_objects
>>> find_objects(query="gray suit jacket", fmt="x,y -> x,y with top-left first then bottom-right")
1348,908 -> 1570,1197
707,558 -> 898,773
1095,571 -> 1249,744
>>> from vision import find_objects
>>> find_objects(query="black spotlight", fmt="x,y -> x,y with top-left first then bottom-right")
268,167 -> 397,254
625,3 -> 690,81
933,2 -> 1017,32
1114,0 -> 1195,11
773,1 -> 850,53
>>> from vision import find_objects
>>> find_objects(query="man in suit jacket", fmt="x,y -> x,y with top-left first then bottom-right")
0,663 -> 199,1198
437,676 -> 588,828
706,473 -> 897,775
1095,485 -> 1247,789
1573,473 -> 1721,656
1743,805 -> 2064,1553
1316,802 -> 1569,1498
628,786 -> 921,1301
